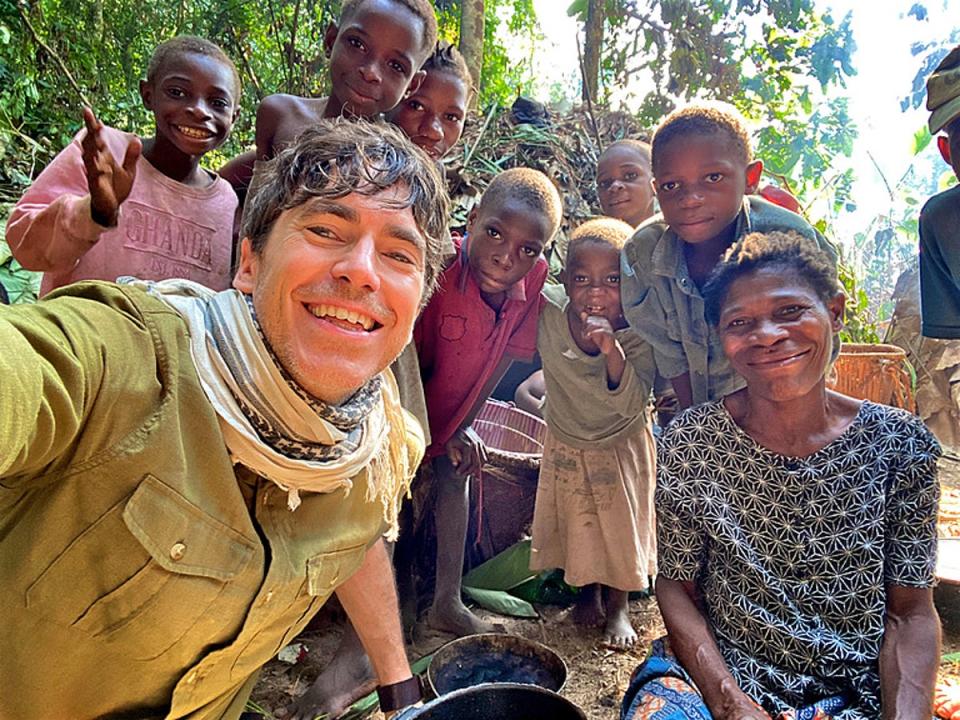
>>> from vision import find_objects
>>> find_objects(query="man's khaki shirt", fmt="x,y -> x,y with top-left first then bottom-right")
0,283 -> 414,719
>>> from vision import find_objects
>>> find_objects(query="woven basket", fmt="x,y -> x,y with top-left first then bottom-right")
828,343 -> 915,411
466,400 -> 547,564
474,399 -> 546,473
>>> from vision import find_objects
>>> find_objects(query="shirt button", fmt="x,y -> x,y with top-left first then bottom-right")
170,542 -> 187,561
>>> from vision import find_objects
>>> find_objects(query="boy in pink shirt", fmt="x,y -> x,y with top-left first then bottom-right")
414,167 -> 562,636
7,36 -> 241,293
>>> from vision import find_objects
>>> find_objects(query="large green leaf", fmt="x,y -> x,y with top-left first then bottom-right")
462,586 -> 538,618
462,540 -> 537,591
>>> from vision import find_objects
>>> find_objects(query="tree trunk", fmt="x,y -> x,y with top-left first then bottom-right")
459,0 -> 485,110
582,0 -> 605,103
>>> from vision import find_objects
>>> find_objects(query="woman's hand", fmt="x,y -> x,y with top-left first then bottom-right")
80,107 -> 140,227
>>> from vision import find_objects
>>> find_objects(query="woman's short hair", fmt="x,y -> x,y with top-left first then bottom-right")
703,230 -> 840,325
242,119 -> 450,304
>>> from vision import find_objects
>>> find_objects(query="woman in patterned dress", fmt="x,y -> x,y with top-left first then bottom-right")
622,230 -> 941,720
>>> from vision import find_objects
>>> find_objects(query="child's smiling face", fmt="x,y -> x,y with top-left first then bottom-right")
324,0 -> 429,118
562,239 -> 625,330
653,131 -> 761,246
388,69 -> 468,160
140,51 -> 239,158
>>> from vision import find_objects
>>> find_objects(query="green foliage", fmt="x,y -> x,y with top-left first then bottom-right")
565,0 -> 858,212
436,0 -> 539,107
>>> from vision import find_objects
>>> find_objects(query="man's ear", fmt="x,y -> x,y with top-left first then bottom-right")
404,70 -> 426,98
323,22 -> 339,58
938,135 -> 952,166
745,159 -> 764,194
139,79 -> 153,110
233,237 -> 258,294
466,205 -> 479,234
828,291 -> 846,333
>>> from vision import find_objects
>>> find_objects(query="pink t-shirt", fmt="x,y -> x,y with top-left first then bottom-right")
414,236 -> 547,457
6,125 -> 237,294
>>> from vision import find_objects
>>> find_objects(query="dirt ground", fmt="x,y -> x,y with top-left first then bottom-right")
248,454 -> 960,719
248,596 -> 663,720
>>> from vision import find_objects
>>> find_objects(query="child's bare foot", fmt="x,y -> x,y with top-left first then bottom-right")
428,596 -> 503,636
602,587 -> 637,649
572,583 -> 604,628
603,608 -> 637,648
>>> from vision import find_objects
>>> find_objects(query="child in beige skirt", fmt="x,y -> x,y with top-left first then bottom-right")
530,218 -> 657,648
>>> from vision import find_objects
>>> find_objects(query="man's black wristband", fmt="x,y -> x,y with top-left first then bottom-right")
376,675 -> 423,712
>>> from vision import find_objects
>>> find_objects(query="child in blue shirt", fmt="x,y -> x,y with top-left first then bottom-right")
621,101 -> 836,408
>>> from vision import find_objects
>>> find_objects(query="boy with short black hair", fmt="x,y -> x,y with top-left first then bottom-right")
219,0 -> 437,197
621,101 -> 837,409
416,167 -> 562,636
920,45 -> 960,340
8,35 -> 241,293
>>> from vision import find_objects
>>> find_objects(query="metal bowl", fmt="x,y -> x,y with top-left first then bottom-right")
427,633 -> 567,697
396,682 -> 586,720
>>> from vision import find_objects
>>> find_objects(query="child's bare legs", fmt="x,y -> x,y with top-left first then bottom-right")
428,456 -> 499,635
572,583 -> 604,628
603,585 -> 637,648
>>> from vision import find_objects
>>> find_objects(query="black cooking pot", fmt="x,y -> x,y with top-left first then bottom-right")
395,682 -> 587,720
427,633 -> 567,696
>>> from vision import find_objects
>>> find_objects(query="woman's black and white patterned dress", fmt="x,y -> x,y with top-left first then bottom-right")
656,400 -> 940,719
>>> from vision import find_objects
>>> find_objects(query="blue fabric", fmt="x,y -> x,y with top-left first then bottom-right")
621,638 -> 712,720
622,638 -> 857,720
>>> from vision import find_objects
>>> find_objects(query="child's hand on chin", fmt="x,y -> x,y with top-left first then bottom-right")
445,426 -> 487,478
581,313 -> 617,355
81,106 -> 141,227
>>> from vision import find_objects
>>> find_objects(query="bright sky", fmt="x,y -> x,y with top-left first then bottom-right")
524,0 -> 958,257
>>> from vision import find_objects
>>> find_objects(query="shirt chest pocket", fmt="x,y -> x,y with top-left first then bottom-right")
305,544 -> 367,598
25,475 -> 258,660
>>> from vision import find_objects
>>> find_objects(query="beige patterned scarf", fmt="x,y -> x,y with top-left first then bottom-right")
120,278 -> 422,539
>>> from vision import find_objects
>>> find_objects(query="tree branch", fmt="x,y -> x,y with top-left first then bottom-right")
17,2 -> 90,108
228,25 -> 264,99
576,32 -> 603,150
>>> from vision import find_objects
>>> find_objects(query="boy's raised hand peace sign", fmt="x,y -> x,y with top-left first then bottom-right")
80,107 -> 141,227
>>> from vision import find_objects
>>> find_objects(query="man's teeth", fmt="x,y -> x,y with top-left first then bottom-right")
310,303 -> 375,330
177,125 -> 213,139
